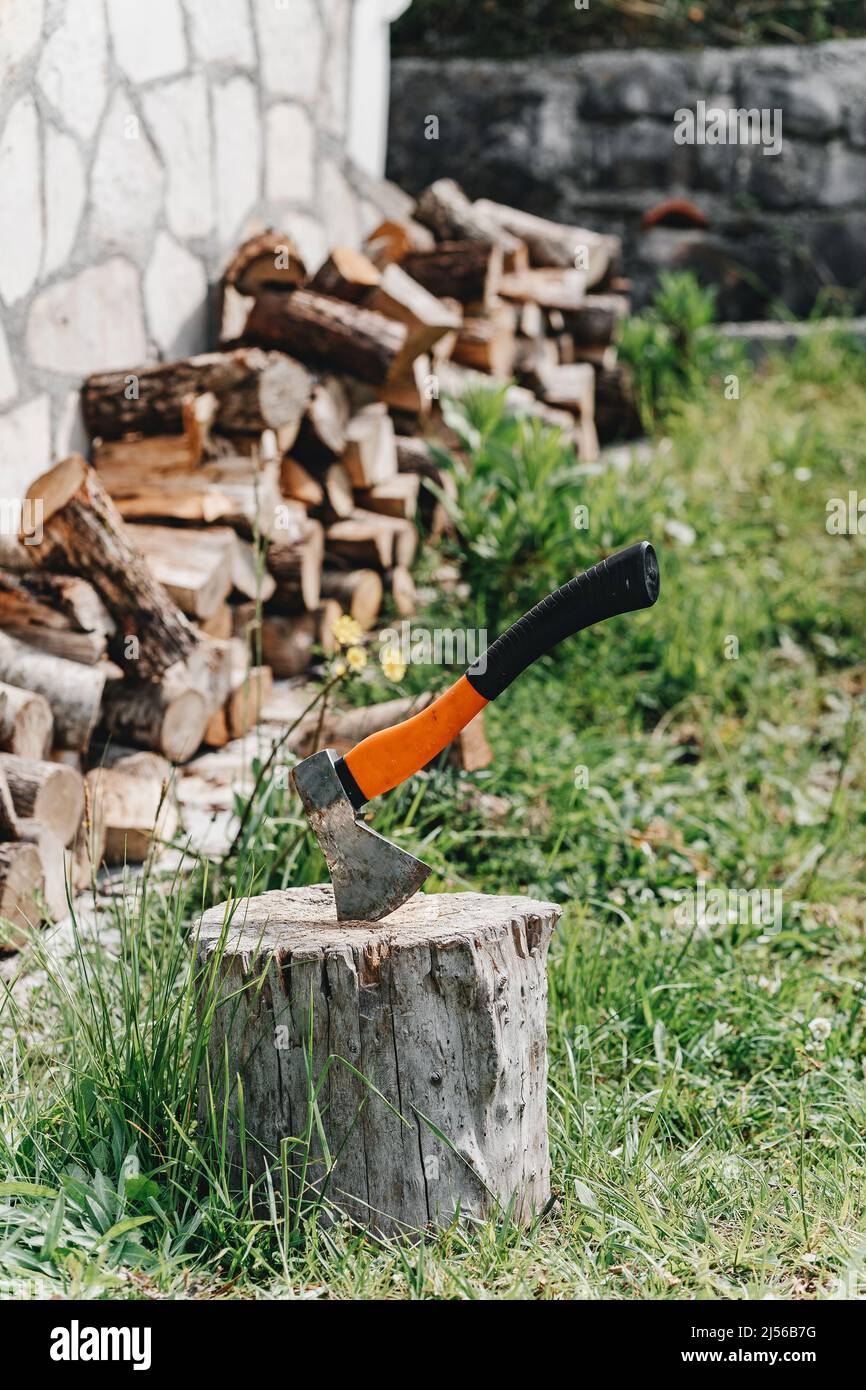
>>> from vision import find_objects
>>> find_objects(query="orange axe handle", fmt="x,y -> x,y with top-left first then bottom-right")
337,541 -> 660,809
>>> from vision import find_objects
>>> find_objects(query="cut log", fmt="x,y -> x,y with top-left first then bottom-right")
363,217 -> 436,268
0,570 -> 115,665
279,456 -> 324,509
472,200 -> 616,287
86,765 -> 179,864
310,246 -> 381,303
449,710 -> 494,772
0,754 -> 84,846
24,458 -> 202,680
102,680 -> 209,763
319,569 -> 383,632
266,519 -> 324,612
499,267 -> 587,312
259,614 -> 317,677
83,348 -> 308,440
223,666 -> 273,741
198,886 -> 561,1235
223,230 -> 307,294
14,822 -> 73,921
126,524 -> 235,620
519,300 -> 545,338
343,403 -> 397,488
366,263 -> 462,359
0,842 -> 44,947
0,632 -> 106,752
244,290 -> 408,386
402,240 -> 502,306
389,564 -> 417,617
316,600 -> 342,657
216,354 -> 312,437
228,533 -> 276,603
356,472 -> 420,520
414,178 -> 527,270
0,681 -> 53,760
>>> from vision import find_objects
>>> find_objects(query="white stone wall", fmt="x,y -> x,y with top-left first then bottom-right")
0,0 -> 385,483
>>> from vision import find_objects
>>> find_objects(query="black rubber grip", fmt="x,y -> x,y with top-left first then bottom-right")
466,541 -> 660,701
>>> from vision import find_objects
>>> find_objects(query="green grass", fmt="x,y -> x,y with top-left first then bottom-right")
1,331 -> 865,1299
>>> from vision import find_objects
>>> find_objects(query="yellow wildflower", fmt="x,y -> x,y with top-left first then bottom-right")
332,613 -> 362,648
346,645 -> 367,672
380,650 -> 407,682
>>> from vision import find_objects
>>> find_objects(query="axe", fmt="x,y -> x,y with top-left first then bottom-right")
293,540 -> 660,921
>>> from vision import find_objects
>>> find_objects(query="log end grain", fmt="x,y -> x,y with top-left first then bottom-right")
198,886 -> 561,1237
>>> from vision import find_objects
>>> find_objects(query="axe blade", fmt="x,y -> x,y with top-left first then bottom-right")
292,748 -> 430,922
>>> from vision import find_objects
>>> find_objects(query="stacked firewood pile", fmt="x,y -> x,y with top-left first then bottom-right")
0,176 -> 635,945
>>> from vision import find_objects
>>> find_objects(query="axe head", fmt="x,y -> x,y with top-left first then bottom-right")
292,748 -> 430,922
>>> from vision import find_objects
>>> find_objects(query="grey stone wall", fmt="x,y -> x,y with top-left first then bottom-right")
388,40 -> 866,319
0,0 -> 380,483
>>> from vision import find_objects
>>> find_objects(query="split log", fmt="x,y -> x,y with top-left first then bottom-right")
126,524 -> 235,621
24,458 -> 201,680
0,842 -> 44,948
244,290 -> 408,387
356,473 -> 420,520
519,300 -> 545,338
0,765 -> 17,838
294,377 -> 350,461
310,246 -> 381,303
105,457 -> 283,539
92,393 -> 216,474
279,457 -> 324,509
198,886 -> 561,1235
0,754 -> 84,846
564,293 -> 629,348
222,666 -> 273,742
84,348 -> 309,440
452,315 -> 517,378
200,605 -> 232,640
377,355 -> 432,417
326,511 -> 417,571
0,570 -> 115,665
343,404 -> 397,488
366,263 -> 462,359
472,199 -> 616,286
594,362 -> 642,442
0,681 -> 53,760
402,240 -> 502,306
322,462 -> 355,520
223,231 -> 307,295
0,632 -> 106,752
499,267 -> 587,312
363,217 -> 436,268
259,613 -> 317,677
102,680 -> 209,763
227,533 -> 276,604
414,178 -> 527,270
266,519 -> 324,612
319,569 -> 383,632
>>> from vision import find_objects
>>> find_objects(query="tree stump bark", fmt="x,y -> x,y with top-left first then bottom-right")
198,886 -> 560,1237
